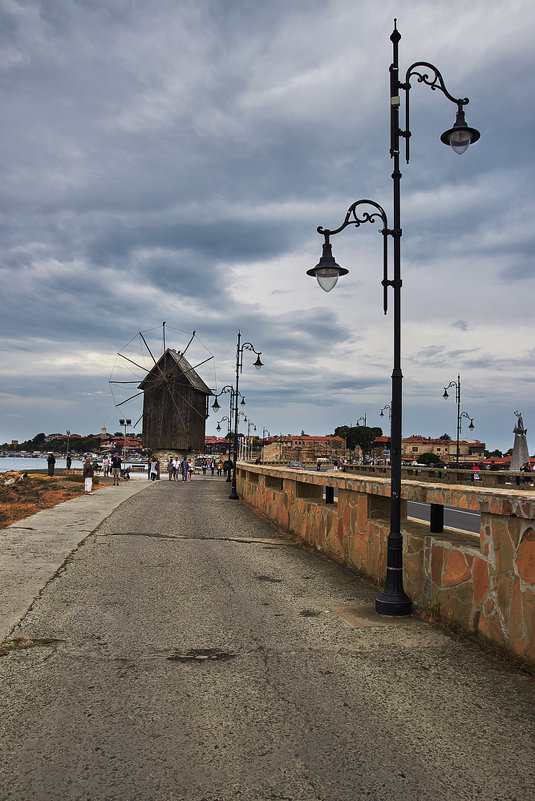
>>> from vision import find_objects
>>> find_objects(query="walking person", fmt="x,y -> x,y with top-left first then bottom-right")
210,460 -> 215,476
66,453 -> 72,473
83,457 -> 94,494
150,459 -> 158,481
181,458 -> 189,482
188,459 -> 193,480
102,455 -> 110,477
111,452 -> 121,486
167,459 -> 174,481
217,460 -> 223,476
47,452 -> 56,477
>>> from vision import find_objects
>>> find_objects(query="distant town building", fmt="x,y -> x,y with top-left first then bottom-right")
204,435 -> 232,455
401,435 -> 485,464
263,435 -> 346,463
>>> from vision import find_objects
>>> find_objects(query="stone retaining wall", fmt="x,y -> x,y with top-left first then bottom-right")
237,464 -> 535,669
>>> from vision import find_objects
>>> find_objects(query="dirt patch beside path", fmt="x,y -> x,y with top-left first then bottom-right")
0,472 -> 109,529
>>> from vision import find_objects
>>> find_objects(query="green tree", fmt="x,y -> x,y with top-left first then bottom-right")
415,452 -> 442,465
439,433 -> 452,441
333,425 -> 383,455
485,449 -> 503,458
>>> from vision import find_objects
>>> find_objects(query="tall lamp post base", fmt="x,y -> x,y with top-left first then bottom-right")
375,532 -> 412,616
375,588 -> 412,616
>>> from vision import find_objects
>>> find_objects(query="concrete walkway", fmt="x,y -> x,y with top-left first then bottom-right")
0,477 -> 534,801
0,478 -> 148,641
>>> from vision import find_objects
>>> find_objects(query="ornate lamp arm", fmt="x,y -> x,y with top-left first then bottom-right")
239,342 -> 263,372
399,60 -> 478,163
315,200 -> 392,313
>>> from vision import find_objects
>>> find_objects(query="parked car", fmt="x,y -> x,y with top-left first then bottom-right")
289,461 -> 305,470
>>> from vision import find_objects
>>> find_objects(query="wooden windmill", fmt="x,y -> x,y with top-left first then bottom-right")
109,325 -> 214,459
139,348 -> 212,454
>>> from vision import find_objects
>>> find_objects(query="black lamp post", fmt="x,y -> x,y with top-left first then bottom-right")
443,375 -> 475,467
307,21 -> 479,617
216,415 -> 233,477
212,384 -> 245,481
246,420 -> 257,461
119,418 -> 131,465
262,428 -> 270,463
356,414 -> 367,427
230,331 -> 263,500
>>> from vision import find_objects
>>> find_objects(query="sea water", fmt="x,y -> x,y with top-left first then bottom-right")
0,457 -> 85,473
0,457 -> 146,478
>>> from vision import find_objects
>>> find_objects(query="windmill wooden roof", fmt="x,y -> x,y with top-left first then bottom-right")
138,348 -> 212,395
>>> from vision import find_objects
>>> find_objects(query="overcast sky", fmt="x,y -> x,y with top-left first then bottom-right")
1,0 -> 533,452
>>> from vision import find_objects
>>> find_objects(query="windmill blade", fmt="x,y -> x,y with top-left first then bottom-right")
139,330 -> 161,369
181,330 -> 196,358
178,355 -> 214,379
118,352 -> 152,373
168,383 -> 208,421
116,391 -> 144,407
109,380 -> 142,385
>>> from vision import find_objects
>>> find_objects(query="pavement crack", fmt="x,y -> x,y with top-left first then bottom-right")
0,636 -> 62,656
103,532 -> 294,546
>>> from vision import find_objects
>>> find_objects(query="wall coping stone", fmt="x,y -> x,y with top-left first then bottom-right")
239,463 -> 535,519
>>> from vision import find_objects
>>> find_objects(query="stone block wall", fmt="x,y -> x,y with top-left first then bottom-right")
237,464 -> 535,668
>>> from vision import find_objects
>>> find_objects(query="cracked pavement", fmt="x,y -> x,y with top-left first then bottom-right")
0,477 -> 534,800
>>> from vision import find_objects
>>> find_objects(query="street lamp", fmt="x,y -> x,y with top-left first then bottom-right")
307,21 -> 479,617
237,410 -> 248,462
119,418 -> 131,465
262,428 -> 271,463
379,405 -> 392,421
216,416 -> 233,479
356,414 -> 367,427
65,429 -> 71,460
211,386 -> 245,414
443,375 -> 475,468
230,331 -> 263,499
246,420 -> 257,461
212,384 -> 246,480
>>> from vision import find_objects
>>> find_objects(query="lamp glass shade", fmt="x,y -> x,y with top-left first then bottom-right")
254,355 -> 263,370
448,128 -> 471,155
307,241 -> 348,293
440,108 -> 480,155
212,398 -> 220,411
316,268 -> 340,293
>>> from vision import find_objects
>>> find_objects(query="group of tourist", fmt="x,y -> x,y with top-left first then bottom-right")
82,452 -> 122,493
161,457 -> 192,482
161,457 -> 229,481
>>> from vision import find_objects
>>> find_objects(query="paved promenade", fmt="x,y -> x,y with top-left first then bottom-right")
0,476 -> 534,801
